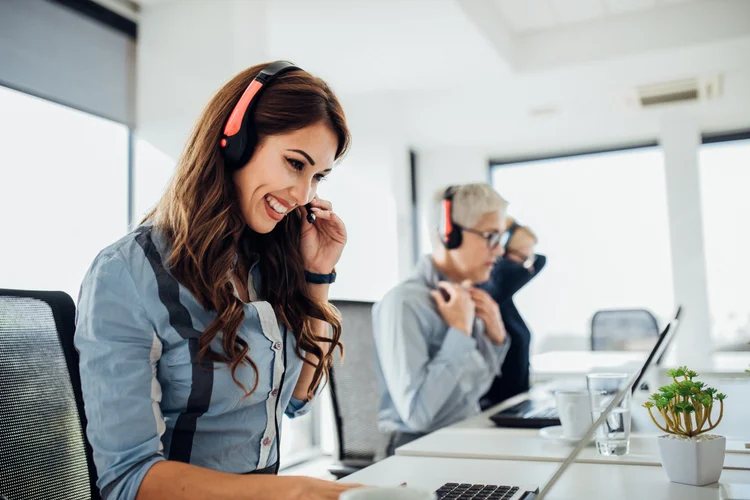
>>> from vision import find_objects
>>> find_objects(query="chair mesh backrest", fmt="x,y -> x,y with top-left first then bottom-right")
329,300 -> 384,463
591,308 -> 660,351
0,290 -> 97,500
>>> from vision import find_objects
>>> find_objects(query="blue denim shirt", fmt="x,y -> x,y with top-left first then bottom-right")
372,256 -> 511,435
75,225 -> 311,500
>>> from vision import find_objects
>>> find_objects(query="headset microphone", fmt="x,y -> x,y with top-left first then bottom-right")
305,203 -> 316,224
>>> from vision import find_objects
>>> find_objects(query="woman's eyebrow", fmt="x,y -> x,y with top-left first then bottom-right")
286,149 -> 315,166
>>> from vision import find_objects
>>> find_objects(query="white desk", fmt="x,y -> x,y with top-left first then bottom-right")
453,379 -> 750,440
531,351 -> 750,382
343,455 -> 750,500
395,379 -> 750,470
396,429 -> 750,470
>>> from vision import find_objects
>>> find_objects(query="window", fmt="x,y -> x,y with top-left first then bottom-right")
490,147 -> 675,353
699,138 -> 750,345
0,85 -> 129,300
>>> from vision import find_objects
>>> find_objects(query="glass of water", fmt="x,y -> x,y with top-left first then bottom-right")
586,373 -> 631,456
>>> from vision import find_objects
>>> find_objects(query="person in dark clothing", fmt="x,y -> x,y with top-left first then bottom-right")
479,219 -> 546,410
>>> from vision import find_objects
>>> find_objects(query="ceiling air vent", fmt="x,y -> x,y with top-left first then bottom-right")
629,75 -> 722,108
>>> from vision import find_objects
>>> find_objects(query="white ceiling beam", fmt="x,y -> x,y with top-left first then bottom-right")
515,0 -> 750,72
458,0 -> 517,71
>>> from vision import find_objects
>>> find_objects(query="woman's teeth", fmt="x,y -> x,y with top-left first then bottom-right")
265,195 -> 288,215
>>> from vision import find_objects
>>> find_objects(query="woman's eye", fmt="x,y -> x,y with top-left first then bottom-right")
313,174 -> 327,183
286,158 -> 304,171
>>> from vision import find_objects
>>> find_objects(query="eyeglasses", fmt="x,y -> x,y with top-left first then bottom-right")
461,227 -> 509,250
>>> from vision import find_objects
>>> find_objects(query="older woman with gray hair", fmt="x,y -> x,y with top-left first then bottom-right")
372,183 -> 512,455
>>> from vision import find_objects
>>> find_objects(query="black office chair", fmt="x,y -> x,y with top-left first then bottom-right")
591,308 -> 660,351
327,300 -> 386,479
0,289 -> 100,500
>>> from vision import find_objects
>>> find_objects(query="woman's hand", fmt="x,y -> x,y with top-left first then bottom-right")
299,197 -> 346,274
469,288 -> 506,345
283,476 -> 363,500
430,282 -> 476,336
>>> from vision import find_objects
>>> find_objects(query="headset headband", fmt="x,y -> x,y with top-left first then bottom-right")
440,186 -> 463,249
220,61 -> 300,169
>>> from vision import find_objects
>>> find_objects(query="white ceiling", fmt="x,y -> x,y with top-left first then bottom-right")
128,0 -> 750,152
491,0 -> 709,35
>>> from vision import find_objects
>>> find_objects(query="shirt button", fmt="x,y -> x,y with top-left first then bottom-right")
273,341 -> 282,351
271,388 -> 279,397
262,437 -> 271,447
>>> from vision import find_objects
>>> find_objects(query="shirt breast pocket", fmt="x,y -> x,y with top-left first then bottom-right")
159,344 -> 194,413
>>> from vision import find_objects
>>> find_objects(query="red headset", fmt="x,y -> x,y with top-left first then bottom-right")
220,61 -> 300,170
439,186 -> 463,249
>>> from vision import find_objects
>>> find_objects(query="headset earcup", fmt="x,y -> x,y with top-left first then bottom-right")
445,227 -> 462,250
439,195 -> 462,250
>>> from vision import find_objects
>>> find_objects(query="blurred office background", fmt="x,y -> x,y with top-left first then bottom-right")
1,0 -> 749,471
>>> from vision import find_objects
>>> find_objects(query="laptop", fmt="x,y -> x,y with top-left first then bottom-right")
434,364 -> 645,499
489,306 -> 682,429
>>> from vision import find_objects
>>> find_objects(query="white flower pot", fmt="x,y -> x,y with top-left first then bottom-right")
656,434 -> 726,486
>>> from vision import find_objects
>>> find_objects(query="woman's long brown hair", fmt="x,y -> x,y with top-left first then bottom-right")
143,62 -> 350,400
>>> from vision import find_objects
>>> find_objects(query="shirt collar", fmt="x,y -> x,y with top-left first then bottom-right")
413,255 -> 450,289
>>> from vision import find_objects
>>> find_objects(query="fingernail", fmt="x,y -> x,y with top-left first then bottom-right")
311,207 -> 321,212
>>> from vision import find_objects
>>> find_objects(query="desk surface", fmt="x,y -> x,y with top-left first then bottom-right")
396,429 -> 750,470
531,351 -> 750,381
343,455 -> 750,500
453,379 -> 750,440
396,379 -> 750,469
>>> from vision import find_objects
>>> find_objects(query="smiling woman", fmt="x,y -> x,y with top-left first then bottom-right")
233,123 -> 338,234
74,62 -> 362,500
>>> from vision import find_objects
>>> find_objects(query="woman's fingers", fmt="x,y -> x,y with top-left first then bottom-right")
308,197 -> 332,211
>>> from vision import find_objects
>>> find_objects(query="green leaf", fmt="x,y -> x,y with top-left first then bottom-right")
716,393 -> 727,401
676,386 -> 693,397
675,401 -> 696,414
654,397 -> 670,409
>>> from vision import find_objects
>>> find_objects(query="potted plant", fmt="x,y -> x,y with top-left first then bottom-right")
643,366 -> 727,486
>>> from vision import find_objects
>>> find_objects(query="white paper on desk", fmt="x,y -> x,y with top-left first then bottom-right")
719,483 -> 750,500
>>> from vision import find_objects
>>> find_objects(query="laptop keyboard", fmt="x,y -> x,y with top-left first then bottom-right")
506,400 -> 558,419
436,483 -> 520,499
527,407 -> 558,419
